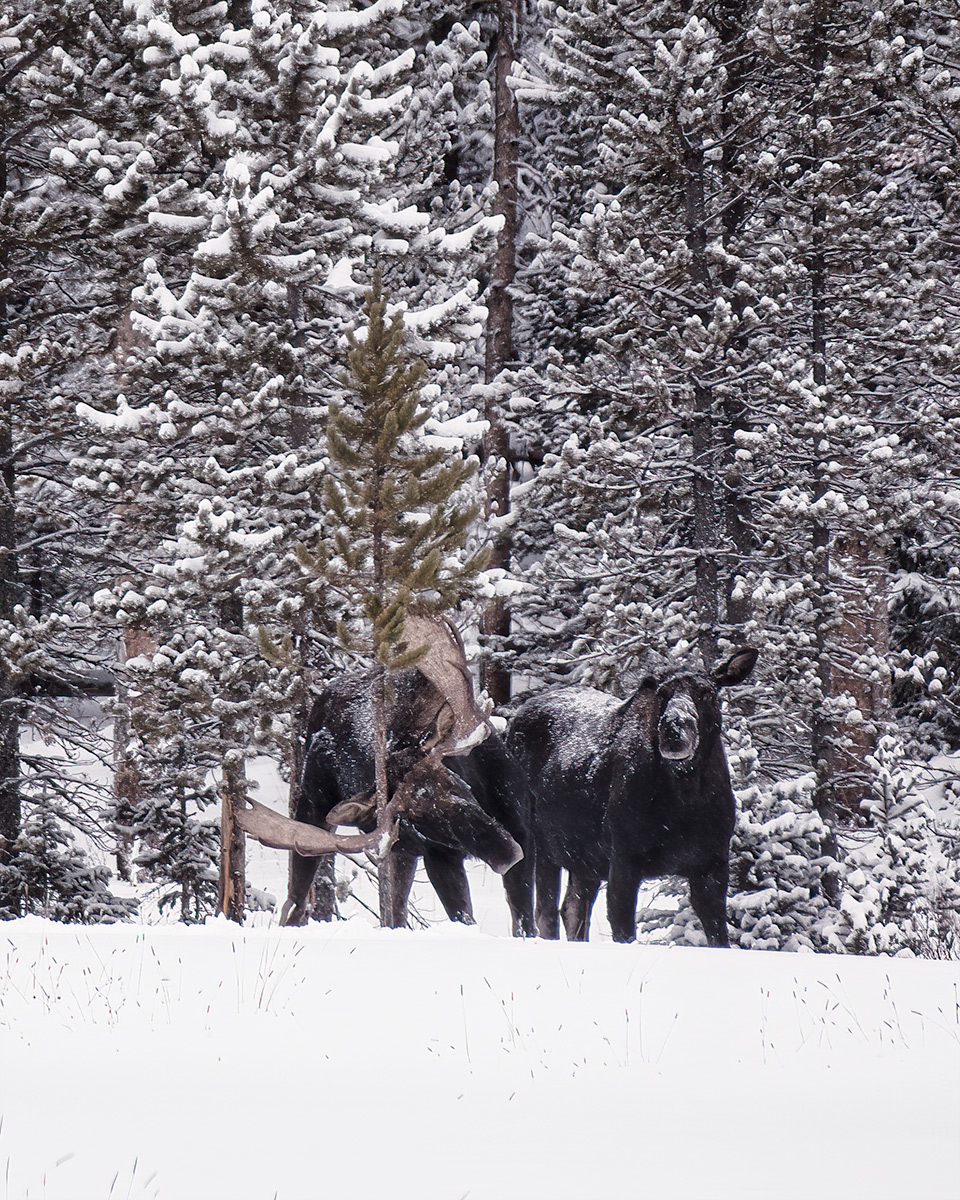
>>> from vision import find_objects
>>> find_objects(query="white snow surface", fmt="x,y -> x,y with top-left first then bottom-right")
1,758 -> 958,1200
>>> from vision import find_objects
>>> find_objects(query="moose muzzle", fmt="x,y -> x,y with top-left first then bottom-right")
657,693 -> 700,761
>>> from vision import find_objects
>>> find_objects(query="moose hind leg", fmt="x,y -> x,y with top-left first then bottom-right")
380,849 -> 420,928
423,847 -> 475,924
688,860 -> 731,947
281,853 -> 321,926
561,873 -> 601,941
535,855 -> 562,940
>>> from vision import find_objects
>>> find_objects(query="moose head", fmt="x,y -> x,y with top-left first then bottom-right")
626,647 -> 760,765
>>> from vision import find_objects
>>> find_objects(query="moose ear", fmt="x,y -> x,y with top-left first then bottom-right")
714,647 -> 758,688
326,793 -> 377,830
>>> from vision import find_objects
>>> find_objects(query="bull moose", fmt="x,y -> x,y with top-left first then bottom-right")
237,616 -> 535,935
507,647 -> 758,946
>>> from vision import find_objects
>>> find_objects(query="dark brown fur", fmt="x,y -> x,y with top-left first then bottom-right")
284,670 -> 535,934
507,649 -> 757,946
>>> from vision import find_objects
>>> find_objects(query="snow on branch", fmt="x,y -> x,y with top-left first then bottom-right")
76,395 -> 160,434
313,0 -> 404,36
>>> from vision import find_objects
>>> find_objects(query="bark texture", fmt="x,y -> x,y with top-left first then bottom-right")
480,0 -> 521,707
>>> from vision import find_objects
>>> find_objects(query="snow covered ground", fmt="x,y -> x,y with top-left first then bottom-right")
1,758 -> 959,1200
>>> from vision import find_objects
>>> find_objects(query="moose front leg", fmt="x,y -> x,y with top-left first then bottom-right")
379,848 -> 419,928
503,852 -> 536,937
422,846 -> 475,924
688,859 -> 731,947
535,855 -> 562,940
607,855 -> 642,943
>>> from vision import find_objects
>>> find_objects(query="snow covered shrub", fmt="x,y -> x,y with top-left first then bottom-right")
722,728 -> 836,951
124,738 -> 222,925
823,737 -> 960,958
727,775 -> 838,951
0,808 -> 134,923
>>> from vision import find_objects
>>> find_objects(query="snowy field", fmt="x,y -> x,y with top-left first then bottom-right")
1,758 -> 959,1200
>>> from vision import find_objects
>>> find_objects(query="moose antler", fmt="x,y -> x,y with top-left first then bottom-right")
234,797 -> 396,859
403,613 -> 491,757
238,617 -> 499,884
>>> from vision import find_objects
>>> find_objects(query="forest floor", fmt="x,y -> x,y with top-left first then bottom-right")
1,760 -> 958,1200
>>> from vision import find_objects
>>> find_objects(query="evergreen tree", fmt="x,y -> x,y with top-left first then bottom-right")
0,0 -> 152,915
0,806 -> 135,923
509,0 -> 783,710
295,274 -> 488,925
510,0 -> 960,810
828,736 -> 960,956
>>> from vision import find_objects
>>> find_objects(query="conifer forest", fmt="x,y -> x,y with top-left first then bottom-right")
2,0 -> 960,957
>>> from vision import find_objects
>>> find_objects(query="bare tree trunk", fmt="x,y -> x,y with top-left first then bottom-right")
113,625 -> 156,881
367,414 -> 403,928
692,384 -> 719,672
0,681 -> 21,917
480,0 -> 521,707
218,595 -> 246,924
0,428 -> 21,913
828,536 -> 890,817
113,713 -> 137,884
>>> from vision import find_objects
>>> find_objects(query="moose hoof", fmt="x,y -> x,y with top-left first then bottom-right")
279,899 -> 307,927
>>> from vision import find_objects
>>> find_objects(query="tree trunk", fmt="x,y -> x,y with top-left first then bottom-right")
288,692 -> 335,921
828,536 -> 890,817
219,767 -> 246,924
112,712 -> 137,884
804,0 -> 845,841
0,124 -> 21,917
371,667 -> 404,927
218,595 -> 246,923
0,680 -> 21,917
284,284 -> 336,919
0,428 -> 21,914
113,625 -> 157,881
809,189 -> 843,844
480,0 -> 521,707
684,139 -> 720,670
692,379 -> 719,672
717,0 -> 754,635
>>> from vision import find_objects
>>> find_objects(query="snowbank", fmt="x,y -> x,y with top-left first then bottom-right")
1,914 -> 957,1200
